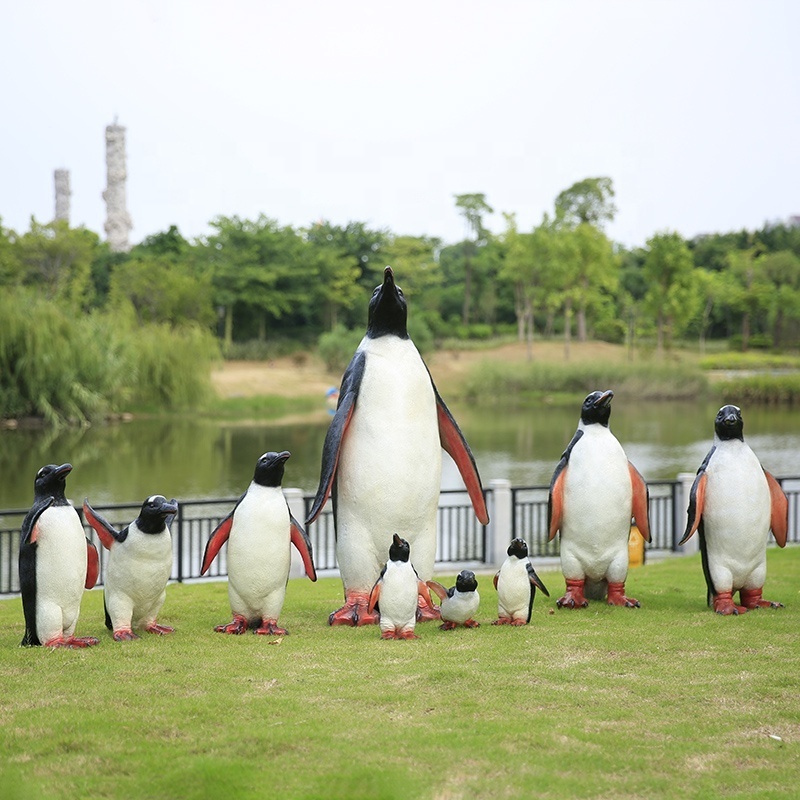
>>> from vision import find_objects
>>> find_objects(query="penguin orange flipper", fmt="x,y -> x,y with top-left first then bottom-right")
548,467 -> 566,542
764,471 -> 788,547
629,462 -> 651,542
290,517 -> 318,581
679,471 -> 707,545
201,515 -> 233,575
85,541 -> 100,589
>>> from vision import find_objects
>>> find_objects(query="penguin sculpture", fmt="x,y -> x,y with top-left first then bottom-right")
426,570 -> 481,630
548,390 -> 651,609
19,463 -> 100,648
306,266 -> 489,626
83,495 -> 178,640
201,451 -> 317,635
492,538 -> 550,625
680,404 -> 788,615
368,534 -> 428,640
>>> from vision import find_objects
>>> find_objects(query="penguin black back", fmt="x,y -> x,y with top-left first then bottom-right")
366,266 -> 408,340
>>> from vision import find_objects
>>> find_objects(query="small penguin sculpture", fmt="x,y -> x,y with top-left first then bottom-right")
680,404 -> 788,614
201,451 -> 317,635
548,390 -> 650,608
83,495 -> 178,640
492,538 -> 550,625
368,534 -> 428,640
19,463 -> 100,648
427,570 -> 480,631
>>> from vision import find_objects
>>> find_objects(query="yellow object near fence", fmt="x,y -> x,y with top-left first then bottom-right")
629,525 -> 645,568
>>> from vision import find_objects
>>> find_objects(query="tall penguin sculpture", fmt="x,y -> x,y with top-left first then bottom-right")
548,390 -> 650,608
306,267 -> 489,625
680,404 -> 788,614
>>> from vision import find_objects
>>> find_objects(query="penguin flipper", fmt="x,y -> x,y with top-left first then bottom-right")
679,471 -> 707,545
306,351 -> 366,525
85,539 -> 100,589
426,580 -> 448,602
548,464 -> 567,542
201,512 -> 234,574
432,387 -> 489,525
83,499 -> 125,550
290,514 -> 318,581
367,579 -> 381,615
764,470 -> 788,547
629,462 -> 651,542
526,562 -> 550,597
20,496 -> 54,545
492,571 -> 499,590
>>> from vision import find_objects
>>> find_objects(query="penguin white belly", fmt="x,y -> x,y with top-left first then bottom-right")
497,559 -> 530,621
377,561 -> 419,633
105,526 -> 173,628
561,428 -> 632,583
226,485 -> 291,621
337,337 -> 441,590
703,443 -> 771,590
442,590 -> 479,624
34,506 -> 87,641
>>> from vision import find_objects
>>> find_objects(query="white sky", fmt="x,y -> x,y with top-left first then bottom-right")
2,1 -> 798,250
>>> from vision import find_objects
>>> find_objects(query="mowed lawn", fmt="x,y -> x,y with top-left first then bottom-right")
1,548 -> 798,800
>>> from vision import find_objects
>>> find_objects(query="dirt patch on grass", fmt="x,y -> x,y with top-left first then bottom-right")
211,341 -> 634,400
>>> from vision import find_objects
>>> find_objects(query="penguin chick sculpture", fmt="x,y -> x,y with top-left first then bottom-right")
201,451 -> 317,635
19,464 -> 100,648
427,570 -> 480,630
548,390 -> 650,609
368,534 -> 428,640
83,495 -> 177,641
492,538 -> 550,625
306,266 -> 489,627
680,404 -> 788,615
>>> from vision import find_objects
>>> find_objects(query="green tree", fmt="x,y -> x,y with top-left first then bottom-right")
454,193 -> 494,325
554,177 -> 617,229
760,250 -> 800,347
642,232 -> 695,353
0,219 -> 22,285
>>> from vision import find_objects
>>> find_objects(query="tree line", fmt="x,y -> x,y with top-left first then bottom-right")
2,176 -> 800,357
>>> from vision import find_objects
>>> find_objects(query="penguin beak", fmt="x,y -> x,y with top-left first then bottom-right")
276,451 -> 291,463
54,463 -> 73,478
392,534 -> 402,546
383,266 -> 395,287
594,390 -> 614,408
161,499 -> 179,516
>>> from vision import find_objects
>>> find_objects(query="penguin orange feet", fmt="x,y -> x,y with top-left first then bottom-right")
255,619 -> 288,636
556,579 -> 589,609
145,623 -> 174,635
439,620 -> 458,631
492,616 -> 513,625
607,582 -> 641,608
416,591 -> 442,622
215,614 -> 249,634
112,628 -> 141,641
740,588 -> 784,610
463,619 -> 480,628
45,635 -> 100,648
329,591 -> 379,626
713,591 -> 747,615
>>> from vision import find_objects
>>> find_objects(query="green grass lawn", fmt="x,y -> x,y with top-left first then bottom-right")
1,549 -> 798,800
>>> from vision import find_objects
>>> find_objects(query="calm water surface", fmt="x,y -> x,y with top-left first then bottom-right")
1,400 -> 798,510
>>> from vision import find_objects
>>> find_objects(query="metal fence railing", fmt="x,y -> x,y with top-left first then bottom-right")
1,478 -> 797,596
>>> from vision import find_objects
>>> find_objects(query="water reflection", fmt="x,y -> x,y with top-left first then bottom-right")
1,400 -> 798,509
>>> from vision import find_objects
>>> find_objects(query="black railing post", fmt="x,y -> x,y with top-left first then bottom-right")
176,501 -> 184,583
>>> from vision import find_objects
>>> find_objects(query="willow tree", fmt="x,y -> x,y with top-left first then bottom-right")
454,193 -> 493,325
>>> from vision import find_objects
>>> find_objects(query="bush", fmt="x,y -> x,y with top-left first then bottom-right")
317,326 -> 363,373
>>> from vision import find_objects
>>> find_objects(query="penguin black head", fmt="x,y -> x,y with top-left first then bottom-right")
388,533 -> 411,563
580,390 -> 614,427
33,463 -> 72,503
253,451 -> 291,487
455,569 -> 478,593
507,538 -> 529,559
714,405 -> 744,442
136,495 -> 179,534
366,266 -> 408,340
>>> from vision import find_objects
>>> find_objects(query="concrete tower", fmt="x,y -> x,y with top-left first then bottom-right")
54,169 -> 71,223
103,122 -> 132,252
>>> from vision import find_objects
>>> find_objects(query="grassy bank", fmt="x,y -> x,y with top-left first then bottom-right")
1,548 -> 798,800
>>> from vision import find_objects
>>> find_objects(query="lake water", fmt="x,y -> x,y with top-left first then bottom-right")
1,399 -> 798,510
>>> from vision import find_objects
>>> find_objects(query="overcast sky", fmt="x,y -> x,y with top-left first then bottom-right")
2,1 -> 798,250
